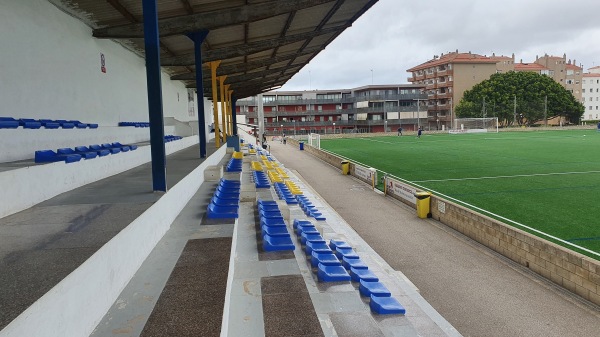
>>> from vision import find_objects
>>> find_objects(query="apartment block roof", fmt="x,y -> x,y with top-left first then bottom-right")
514,63 -> 547,71
406,52 -> 498,72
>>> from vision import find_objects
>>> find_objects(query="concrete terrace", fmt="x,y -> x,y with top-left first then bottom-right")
2,138 -> 600,336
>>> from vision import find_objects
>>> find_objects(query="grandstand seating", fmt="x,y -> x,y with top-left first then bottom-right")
0,117 -> 98,129
118,122 -> 150,127
34,142 -> 138,163
258,199 -> 294,251
164,135 -> 182,142
206,179 -> 240,219
289,217 -> 406,315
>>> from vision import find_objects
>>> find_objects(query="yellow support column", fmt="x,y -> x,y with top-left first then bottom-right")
228,89 -> 234,135
224,84 -> 231,135
209,61 -> 221,147
218,75 -> 227,142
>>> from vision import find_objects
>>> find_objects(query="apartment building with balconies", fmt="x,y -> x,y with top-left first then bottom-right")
407,51 -> 499,130
236,85 -> 427,135
515,53 -> 583,101
582,66 -> 600,121
408,51 -> 585,129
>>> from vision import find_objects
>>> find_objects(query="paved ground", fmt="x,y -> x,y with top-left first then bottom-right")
268,140 -> 600,337
0,143 -> 217,330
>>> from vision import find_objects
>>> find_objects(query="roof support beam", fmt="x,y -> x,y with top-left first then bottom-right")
93,0 -> 336,38
170,47 -> 319,80
162,25 -> 343,66
225,65 -> 302,85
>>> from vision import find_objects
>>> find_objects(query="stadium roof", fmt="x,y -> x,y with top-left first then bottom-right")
49,0 -> 378,99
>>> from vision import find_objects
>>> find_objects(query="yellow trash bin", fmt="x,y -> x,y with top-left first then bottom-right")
414,191 -> 432,219
341,160 -> 350,175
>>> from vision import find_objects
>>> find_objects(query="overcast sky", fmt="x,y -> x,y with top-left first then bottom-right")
279,0 -> 600,91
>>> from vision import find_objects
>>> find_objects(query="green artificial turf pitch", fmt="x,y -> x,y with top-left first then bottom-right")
321,130 -> 600,258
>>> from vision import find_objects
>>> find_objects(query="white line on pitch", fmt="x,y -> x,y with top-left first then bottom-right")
413,170 -> 600,183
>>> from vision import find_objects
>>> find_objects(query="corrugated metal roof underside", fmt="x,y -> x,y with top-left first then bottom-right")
49,0 -> 378,99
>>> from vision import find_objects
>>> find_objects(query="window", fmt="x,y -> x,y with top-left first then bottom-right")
317,105 -> 322,111
271,107 -> 276,111
583,89 -> 586,93
590,106 -> 593,110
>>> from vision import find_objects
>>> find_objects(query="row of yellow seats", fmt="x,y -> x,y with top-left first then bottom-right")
275,167 -> 289,179
251,161 -> 263,171
285,180 -> 303,195
232,151 -> 243,159
267,170 -> 283,183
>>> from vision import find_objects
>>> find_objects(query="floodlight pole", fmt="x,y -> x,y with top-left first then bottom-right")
513,95 -> 517,126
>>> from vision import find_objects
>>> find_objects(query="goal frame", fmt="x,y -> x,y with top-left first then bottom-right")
450,117 -> 499,134
307,133 -> 321,149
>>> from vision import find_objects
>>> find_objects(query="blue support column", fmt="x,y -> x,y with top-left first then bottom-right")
232,96 -> 238,136
142,0 -> 167,192
187,31 -> 209,158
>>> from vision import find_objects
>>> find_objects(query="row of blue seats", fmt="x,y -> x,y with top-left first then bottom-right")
295,194 -> 326,221
0,117 -> 98,129
292,219 -> 406,315
257,200 -> 295,251
165,135 -> 182,142
252,171 -> 270,189
274,182 -> 299,205
119,122 -> 149,127
226,158 -> 242,172
34,142 -> 138,164
207,179 -> 240,219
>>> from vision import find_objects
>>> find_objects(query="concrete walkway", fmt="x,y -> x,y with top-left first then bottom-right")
268,140 -> 600,337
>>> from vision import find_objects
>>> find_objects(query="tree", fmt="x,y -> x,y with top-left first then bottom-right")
455,71 -> 584,126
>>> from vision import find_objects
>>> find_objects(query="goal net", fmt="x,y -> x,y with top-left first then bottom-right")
307,133 -> 321,149
450,117 -> 498,134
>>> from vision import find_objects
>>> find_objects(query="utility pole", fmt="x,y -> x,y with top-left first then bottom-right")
482,97 -> 486,118
544,95 -> 548,127
513,95 -> 517,126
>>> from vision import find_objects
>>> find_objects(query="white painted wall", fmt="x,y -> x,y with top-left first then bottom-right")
0,145 -> 227,337
0,136 -> 199,219
0,0 -> 210,126
0,127 -> 150,162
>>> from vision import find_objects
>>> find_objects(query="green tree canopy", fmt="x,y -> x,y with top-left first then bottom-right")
454,71 -> 584,126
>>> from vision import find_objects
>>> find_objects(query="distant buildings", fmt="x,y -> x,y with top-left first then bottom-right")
407,51 -> 585,129
236,85 -> 427,135
582,66 -> 600,121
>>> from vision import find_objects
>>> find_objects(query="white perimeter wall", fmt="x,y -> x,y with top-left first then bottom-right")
0,0 -> 212,128
0,0 -> 218,161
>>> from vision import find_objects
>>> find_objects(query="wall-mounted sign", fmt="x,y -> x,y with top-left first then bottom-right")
100,53 -> 106,73
385,177 -> 416,205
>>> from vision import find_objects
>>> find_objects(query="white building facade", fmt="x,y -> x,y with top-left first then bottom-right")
582,66 -> 600,121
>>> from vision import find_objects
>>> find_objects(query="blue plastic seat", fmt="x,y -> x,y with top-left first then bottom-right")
300,232 -> 324,245
329,240 -> 352,251
207,202 -> 238,219
305,242 -> 331,255
260,217 -> 286,227
261,225 -> 290,237
34,150 -> 82,163
263,234 -> 294,251
359,280 -> 391,298
342,256 -> 368,270
369,295 -> 405,315
311,251 -> 341,268
0,120 -> 19,128
211,196 -> 240,207
317,263 -> 351,282
335,247 -> 360,260
293,219 -> 312,229
260,210 -> 283,219
349,267 -> 379,282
